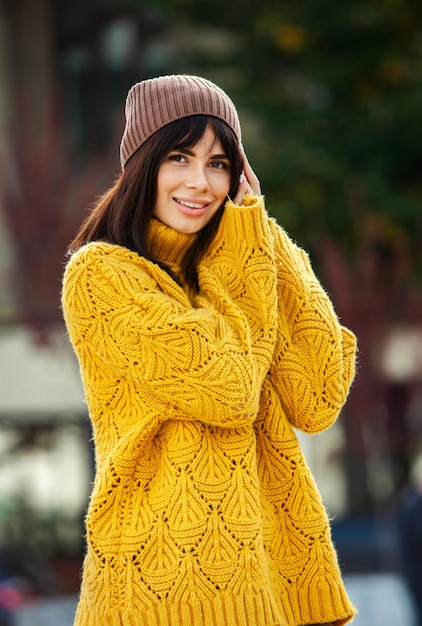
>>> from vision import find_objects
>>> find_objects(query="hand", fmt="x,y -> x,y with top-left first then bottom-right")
233,145 -> 261,205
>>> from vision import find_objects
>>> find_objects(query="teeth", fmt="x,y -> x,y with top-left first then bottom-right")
176,199 -> 206,209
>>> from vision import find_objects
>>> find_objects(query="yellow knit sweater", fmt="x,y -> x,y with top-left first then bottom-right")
62,195 -> 357,626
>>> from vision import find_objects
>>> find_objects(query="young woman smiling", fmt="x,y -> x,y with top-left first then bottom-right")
153,125 -> 233,234
62,75 -> 357,626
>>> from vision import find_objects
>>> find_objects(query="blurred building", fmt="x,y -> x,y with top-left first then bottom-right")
0,0 -> 186,592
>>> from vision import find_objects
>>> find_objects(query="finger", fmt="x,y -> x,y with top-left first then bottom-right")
233,178 -> 249,205
244,162 -> 260,195
233,169 -> 257,204
241,145 -> 261,195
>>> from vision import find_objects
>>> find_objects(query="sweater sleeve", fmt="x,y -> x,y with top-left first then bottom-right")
198,195 -> 278,377
62,239 -> 265,430
267,219 -> 357,433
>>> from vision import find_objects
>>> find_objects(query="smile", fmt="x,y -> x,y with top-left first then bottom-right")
174,198 -> 208,209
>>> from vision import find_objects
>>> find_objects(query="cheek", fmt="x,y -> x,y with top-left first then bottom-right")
214,172 -> 231,198
156,169 -> 171,194
156,165 -> 182,193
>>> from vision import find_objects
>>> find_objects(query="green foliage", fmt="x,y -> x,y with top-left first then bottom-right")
147,0 -> 422,274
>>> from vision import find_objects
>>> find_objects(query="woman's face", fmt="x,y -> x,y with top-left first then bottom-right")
153,125 -> 231,234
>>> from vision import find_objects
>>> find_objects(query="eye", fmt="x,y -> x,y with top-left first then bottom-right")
167,153 -> 187,163
209,160 -> 230,170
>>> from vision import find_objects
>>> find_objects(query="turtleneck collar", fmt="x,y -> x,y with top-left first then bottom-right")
146,217 -> 197,266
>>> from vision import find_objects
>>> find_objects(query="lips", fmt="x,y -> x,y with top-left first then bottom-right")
173,197 -> 211,216
174,198 -> 208,209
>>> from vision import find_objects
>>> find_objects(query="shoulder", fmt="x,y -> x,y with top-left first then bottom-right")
63,241 -> 158,293
65,241 -> 139,270
266,215 -> 314,269
266,216 -> 293,247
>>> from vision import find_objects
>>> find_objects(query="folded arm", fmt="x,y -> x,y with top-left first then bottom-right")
62,242 -> 261,430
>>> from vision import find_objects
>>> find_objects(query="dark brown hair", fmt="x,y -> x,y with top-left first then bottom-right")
69,115 -> 243,291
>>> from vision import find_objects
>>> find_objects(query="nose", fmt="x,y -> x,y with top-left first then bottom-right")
185,165 -> 210,191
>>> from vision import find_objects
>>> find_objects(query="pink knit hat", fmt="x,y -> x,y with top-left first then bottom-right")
120,75 -> 241,169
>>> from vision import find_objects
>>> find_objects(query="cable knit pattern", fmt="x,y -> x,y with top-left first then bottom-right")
62,195 -> 357,626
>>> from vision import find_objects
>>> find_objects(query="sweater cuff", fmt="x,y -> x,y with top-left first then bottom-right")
212,194 -> 273,258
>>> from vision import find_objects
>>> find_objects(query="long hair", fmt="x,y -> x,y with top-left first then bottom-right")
69,115 -> 243,291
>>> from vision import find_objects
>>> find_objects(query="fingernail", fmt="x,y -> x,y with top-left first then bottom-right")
239,171 -> 245,183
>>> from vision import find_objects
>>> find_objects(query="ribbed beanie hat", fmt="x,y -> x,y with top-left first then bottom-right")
120,75 -> 241,169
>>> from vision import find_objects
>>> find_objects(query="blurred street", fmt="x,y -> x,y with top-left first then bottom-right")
344,573 -> 417,626
10,573 -> 418,626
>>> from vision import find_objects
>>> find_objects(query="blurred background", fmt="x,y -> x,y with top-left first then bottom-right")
0,0 -> 422,624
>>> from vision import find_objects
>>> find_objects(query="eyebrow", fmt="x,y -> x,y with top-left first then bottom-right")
211,153 -> 230,160
172,147 -> 229,160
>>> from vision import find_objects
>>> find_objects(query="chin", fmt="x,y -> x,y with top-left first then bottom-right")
178,226 -> 202,235
174,219 -> 208,235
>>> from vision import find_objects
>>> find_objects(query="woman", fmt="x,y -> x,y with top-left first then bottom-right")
62,75 -> 357,626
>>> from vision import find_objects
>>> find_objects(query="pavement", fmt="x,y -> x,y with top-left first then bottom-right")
11,572 -> 419,626
344,573 -> 417,626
